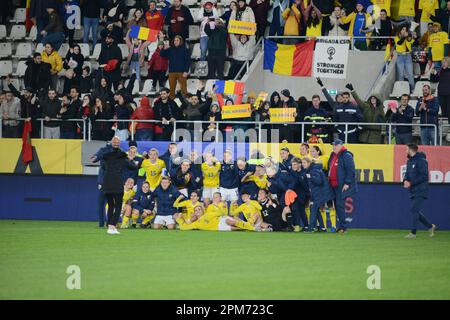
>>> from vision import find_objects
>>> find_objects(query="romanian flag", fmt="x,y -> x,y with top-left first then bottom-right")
263,39 -> 315,77
214,80 -> 245,95
129,25 -> 159,42
21,121 -> 33,164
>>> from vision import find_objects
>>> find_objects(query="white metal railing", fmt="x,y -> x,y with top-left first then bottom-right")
1,118 -> 442,146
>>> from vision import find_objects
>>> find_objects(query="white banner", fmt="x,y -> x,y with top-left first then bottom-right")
313,37 -> 350,79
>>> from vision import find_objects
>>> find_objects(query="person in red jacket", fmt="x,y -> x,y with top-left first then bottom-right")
145,1 -> 165,31
131,96 -> 155,141
148,41 -> 169,92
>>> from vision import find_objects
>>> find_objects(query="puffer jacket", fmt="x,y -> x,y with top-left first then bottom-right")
352,90 -> 385,144
404,152 -> 429,199
41,50 -> 63,74
131,96 -> 154,130
230,34 -> 256,62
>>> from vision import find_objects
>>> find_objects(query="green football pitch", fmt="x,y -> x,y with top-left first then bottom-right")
0,220 -> 449,300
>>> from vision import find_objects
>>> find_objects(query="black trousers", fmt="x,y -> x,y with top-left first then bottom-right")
105,192 -> 123,226
439,94 -> 450,123
151,70 -> 167,89
207,53 -> 226,80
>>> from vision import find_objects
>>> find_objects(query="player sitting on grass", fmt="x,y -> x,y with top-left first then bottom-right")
258,189 -> 290,231
152,176 -> 185,230
122,181 -> 154,229
230,190 -> 265,231
175,193 -> 261,231
141,148 -> 166,191
173,190 -> 204,223
201,152 -> 221,206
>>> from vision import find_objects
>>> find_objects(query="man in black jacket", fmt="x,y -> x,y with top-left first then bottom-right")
431,1 -> 450,36
390,94 -> 415,144
98,33 -> 123,91
6,77 -> 41,138
153,88 -> 181,141
24,53 -> 52,99
41,89 -> 62,139
59,87 -> 80,139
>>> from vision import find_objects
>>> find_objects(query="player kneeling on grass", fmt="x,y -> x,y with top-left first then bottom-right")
173,190 -> 203,222
258,189 -> 290,231
122,181 -> 154,229
175,193 -> 262,231
302,157 -> 334,232
152,177 -> 184,230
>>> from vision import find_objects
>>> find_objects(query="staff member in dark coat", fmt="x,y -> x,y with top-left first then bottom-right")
98,33 -> 123,91
403,143 -> 436,238
327,139 -> 358,234
99,136 -> 137,235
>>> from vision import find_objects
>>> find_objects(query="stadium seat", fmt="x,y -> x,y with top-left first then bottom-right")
58,43 -> 70,58
35,43 -> 44,53
118,43 -> 129,60
140,79 -> 154,95
205,79 -> 218,92
188,25 -> 200,41
133,97 -> 142,107
0,43 -> 12,58
83,61 -> 92,71
13,60 -> 28,77
383,100 -> 398,114
13,42 -> 33,59
74,27 -> 84,41
140,66 -> 148,77
7,25 -> 26,41
124,79 -> 140,95
412,80 -> 431,97
79,43 -> 90,58
2,77 -> 21,90
125,0 -> 136,6
121,61 -> 130,77
0,60 -> 13,76
0,25 -> 7,40
221,0 -> 234,5
184,0 -> 199,6
26,26 -> 37,41
191,43 -> 201,59
146,41 -> 157,57
190,8 -> 200,19
10,8 -> 26,24
90,43 -> 102,60
187,78 -> 197,93
390,81 -> 410,98
127,8 -> 137,22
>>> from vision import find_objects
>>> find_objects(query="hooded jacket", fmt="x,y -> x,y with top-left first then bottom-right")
327,147 -> 358,199
131,96 -> 154,131
24,59 -> 52,93
41,50 -> 63,74
351,90 -> 385,144
148,47 -> 169,72
305,163 -> 334,207
404,152 -> 429,198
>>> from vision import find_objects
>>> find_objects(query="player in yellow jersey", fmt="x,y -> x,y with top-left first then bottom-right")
141,148 -> 166,191
201,151 -> 221,206
230,191 -> 264,229
175,193 -> 261,231
173,190 -> 203,222
106,178 -> 136,227
241,165 -> 268,199
299,143 -> 311,159
121,181 -> 154,228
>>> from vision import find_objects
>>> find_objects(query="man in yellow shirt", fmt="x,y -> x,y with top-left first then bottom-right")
419,0 -> 440,35
201,151 -> 221,206
141,148 -> 166,191
428,22 -> 450,71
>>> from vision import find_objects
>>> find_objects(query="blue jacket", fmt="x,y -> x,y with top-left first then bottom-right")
169,166 -> 201,193
279,154 -> 294,172
131,190 -> 154,211
390,105 -> 414,134
415,96 -> 440,126
152,185 -> 183,216
290,169 -> 310,205
404,152 -> 429,199
237,163 -> 256,191
328,148 -> 358,199
220,162 -> 239,189
333,102 -> 364,134
93,144 -> 113,185
267,171 -> 296,206
160,150 -> 183,173
305,164 -> 334,206
160,45 -> 191,73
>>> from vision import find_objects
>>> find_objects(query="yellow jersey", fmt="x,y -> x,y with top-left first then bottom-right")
394,36 -> 413,53
419,0 -> 439,22
177,203 -> 226,231
398,0 -> 415,17
428,31 -> 449,62
306,20 -> 323,37
201,162 -> 221,188
313,155 -> 330,171
141,159 -> 166,190
247,174 -> 268,190
173,199 -> 203,221
373,0 -> 392,16
231,200 -> 262,224
123,188 -> 136,204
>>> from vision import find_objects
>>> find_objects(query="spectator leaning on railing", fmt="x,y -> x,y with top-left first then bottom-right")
58,86 -> 80,139
415,84 -> 440,145
131,96 -> 155,141
390,94 -> 415,145
153,88 -> 180,141
0,90 -> 21,138
41,89 -> 62,139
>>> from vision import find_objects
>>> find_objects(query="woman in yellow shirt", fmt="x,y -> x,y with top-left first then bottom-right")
173,190 -> 203,221
230,191 -> 263,227
310,145 -> 329,171
282,0 -> 302,44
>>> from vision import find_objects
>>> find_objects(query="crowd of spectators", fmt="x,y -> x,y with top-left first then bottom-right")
0,0 -> 449,144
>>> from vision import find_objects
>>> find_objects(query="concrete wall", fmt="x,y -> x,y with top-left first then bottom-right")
244,50 -> 387,101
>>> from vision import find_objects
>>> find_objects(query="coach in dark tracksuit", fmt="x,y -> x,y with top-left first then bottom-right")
290,158 -> 311,231
327,139 -> 358,233
403,144 -> 436,238
92,143 -> 113,227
